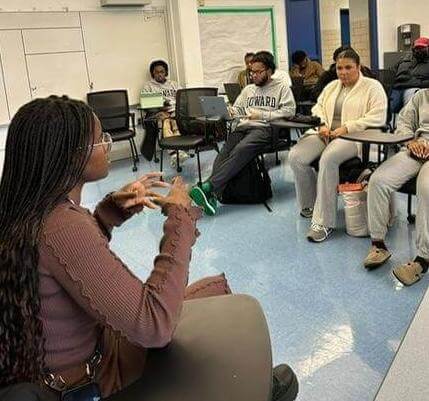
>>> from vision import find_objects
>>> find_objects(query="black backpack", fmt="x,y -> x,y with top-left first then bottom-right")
220,157 -> 272,206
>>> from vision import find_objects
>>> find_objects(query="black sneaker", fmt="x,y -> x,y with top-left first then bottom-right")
272,364 -> 299,401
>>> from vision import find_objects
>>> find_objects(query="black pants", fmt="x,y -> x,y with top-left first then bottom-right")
210,125 -> 271,195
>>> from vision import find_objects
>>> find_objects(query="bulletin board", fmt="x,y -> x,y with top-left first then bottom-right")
198,7 -> 277,89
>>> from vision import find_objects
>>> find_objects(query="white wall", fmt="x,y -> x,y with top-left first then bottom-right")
0,0 -> 166,11
377,0 -> 429,66
349,0 -> 370,66
0,0 -> 169,163
319,0 -> 349,67
167,0 -> 205,87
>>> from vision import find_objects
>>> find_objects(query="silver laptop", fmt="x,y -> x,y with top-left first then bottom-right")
199,96 -> 247,120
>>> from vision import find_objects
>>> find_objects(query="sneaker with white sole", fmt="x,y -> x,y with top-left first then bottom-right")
363,246 -> 391,269
300,208 -> 313,218
307,223 -> 333,242
189,186 -> 217,216
170,151 -> 190,168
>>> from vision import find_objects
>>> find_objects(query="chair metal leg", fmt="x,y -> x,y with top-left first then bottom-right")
407,194 -> 415,223
159,149 -> 164,175
275,150 -> 280,165
131,137 -> 140,162
154,139 -> 159,163
129,139 -> 138,172
196,149 -> 202,185
176,151 -> 182,173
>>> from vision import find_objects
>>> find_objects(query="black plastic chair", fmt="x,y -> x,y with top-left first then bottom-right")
261,125 -> 293,166
223,83 -> 241,104
290,77 -> 315,115
375,69 -> 396,132
158,88 -> 225,183
398,177 -> 417,223
106,294 -> 272,401
87,90 -> 139,172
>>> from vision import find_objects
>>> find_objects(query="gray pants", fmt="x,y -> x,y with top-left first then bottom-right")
210,126 -> 271,194
288,134 -> 359,227
368,150 -> 429,259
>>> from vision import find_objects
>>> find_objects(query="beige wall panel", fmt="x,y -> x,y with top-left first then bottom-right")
23,28 -> 84,54
26,52 -> 89,100
81,11 -> 169,104
0,30 -> 31,118
0,12 -> 80,30
0,62 -> 9,125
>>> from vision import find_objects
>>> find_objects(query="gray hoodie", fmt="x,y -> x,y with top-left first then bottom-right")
142,79 -> 180,113
232,78 -> 296,128
396,88 -> 429,141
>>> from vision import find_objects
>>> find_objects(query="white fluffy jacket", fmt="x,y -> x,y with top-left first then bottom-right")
311,74 -> 388,134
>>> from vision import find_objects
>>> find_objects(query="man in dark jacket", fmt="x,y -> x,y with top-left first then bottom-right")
390,37 -> 429,112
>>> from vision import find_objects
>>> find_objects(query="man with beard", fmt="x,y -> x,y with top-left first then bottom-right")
142,59 -> 189,166
390,37 -> 429,112
189,51 -> 296,216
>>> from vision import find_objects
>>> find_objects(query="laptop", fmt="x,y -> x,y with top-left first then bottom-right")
199,96 -> 247,120
224,83 -> 242,104
139,92 -> 164,109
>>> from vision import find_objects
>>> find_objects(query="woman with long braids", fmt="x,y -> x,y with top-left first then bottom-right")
0,95 -> 233,398
0,95 -> 298,401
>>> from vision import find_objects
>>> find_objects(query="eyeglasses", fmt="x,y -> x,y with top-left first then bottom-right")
250,68 -> 267,76
92,132 -> 112,153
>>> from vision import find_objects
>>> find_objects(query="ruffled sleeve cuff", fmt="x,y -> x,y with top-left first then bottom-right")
94,194 -> 134,238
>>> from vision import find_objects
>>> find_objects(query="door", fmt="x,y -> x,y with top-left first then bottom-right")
286,0 -> 322,62
340,9 -> 350,46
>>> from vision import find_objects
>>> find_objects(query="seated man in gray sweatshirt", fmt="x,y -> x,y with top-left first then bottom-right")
189,51 -> 296,216
142,60 -> 188,166
364,89 -> 429,286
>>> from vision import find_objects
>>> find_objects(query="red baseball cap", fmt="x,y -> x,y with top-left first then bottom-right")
413,37 -> 429,48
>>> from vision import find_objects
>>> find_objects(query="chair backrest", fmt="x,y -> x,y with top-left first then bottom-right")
175,88 -> 219,137
223,83 -> 241,104
374,69 -> 396,129
290,76 -> 305,102
375,69 -> 395,96
87,90 -> 130,132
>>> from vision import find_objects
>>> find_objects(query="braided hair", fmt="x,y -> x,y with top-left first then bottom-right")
0,95 -> 95,385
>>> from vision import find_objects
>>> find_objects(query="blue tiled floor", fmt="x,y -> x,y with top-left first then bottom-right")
82,148 -> 428,401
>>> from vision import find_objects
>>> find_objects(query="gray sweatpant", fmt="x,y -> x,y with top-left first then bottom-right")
288,134 -> 359,227
210,126 -> 271,194
368,150 -> 429,259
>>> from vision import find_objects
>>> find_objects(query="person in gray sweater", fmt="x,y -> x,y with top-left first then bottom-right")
142,60 -> 188,166
189,51 -> 296,216
365,89 -> 429,286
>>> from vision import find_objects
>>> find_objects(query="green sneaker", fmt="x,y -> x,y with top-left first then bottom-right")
208,196 -> 218,210
189,186 -> 217,216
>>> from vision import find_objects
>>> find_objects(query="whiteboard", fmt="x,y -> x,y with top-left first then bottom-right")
198,11 -> 274,89
81,10 -> 171,104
